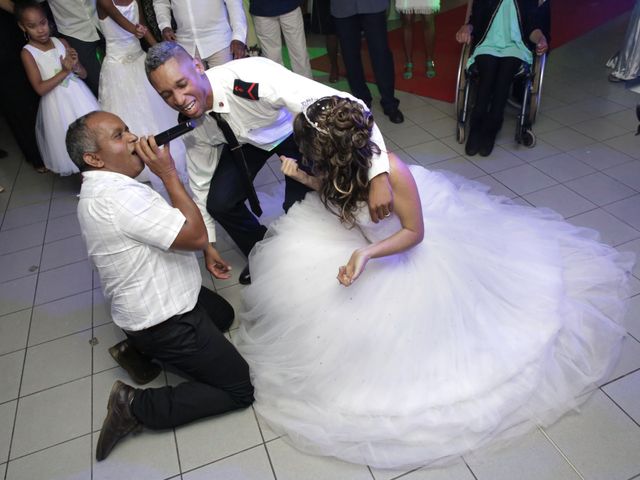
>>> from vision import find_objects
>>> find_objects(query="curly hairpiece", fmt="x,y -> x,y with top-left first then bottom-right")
293,96 -> 380,227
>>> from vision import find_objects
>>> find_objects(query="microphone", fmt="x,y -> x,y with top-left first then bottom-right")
153,120 -> 196,146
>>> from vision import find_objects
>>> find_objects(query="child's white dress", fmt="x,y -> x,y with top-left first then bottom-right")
25,38 -> 99,175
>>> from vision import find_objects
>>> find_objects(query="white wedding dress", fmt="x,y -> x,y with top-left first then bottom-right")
98,0 -> 189,193
235,165 -> 635,469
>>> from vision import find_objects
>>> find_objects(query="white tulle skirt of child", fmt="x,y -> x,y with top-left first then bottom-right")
36,75 -> 99,175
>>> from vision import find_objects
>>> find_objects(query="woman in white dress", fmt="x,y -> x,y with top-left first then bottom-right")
235,96 -> 635,469
97,0 -> 189,193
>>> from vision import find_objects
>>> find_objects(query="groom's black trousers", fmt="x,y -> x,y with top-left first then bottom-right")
206,134 -> 312,257
127,288 -> 254,429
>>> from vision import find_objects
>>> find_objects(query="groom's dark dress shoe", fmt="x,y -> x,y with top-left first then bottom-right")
109,340 -> 162,385
96,380 -> 141,461
239,264 -> 251,285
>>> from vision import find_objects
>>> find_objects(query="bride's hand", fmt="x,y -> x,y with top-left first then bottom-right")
279,155 -> 307,182
337,248 -> 370,286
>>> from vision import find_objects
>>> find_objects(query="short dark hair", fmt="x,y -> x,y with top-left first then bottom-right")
14,0 -> 44,22
145,41 -> 191,76
65,111 -> 101,171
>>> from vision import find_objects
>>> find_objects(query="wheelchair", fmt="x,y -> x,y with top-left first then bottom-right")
455,42 -> 547,148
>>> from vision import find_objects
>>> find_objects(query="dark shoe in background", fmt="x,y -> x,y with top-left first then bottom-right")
96,380 -> 141,461
479,129 -> 498,157
239,264 -> 251,285
385,109 -> 404,124
109,340 -> 162,385
465,127 -> 482,156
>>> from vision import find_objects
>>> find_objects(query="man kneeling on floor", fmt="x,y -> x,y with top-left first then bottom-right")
67,111 -> 254,461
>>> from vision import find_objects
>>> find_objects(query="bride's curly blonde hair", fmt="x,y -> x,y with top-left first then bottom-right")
293,96 -> 380,227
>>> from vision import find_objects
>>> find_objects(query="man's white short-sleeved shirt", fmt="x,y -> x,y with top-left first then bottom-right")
182,56 -> 391,243
78,171 -> 200,331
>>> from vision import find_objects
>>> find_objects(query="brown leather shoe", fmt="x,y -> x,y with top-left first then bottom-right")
96,381 -> 141,461
109,340 -> 162,385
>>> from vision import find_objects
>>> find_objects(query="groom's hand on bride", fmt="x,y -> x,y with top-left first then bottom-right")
204,244 -> 232,279
368,173 -> 394,223
337,249 -> 370,286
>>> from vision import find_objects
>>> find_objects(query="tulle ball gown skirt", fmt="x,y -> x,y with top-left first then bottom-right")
235,166 -> 635,469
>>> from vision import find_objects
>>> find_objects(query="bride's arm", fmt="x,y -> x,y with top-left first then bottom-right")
338,154 -> 424,286
280,155 -> 323,191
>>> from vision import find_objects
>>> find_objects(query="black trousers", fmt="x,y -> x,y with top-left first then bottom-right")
471,55 -> 522,135
127,288 -> 254,429
62,34 -> 103,98
333,10 -> 399,113
206,134 -> 312,257
0,70 -> 45,169
0,11 -> 45,168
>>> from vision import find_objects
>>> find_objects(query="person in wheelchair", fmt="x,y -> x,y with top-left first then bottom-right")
456,0 -> 549,156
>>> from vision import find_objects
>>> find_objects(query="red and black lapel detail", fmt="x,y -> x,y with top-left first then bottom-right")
233,79 -> 259,100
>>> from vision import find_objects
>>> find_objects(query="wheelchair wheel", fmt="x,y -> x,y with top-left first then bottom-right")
522,128 -> 536,148
455,43 -> 472,143
527,53 -> 546,125
456,123 -> 466,143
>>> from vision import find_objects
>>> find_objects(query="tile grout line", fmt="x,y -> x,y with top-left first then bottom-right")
0,159 -> 27,233
250,406 -> 278,480
600,366 -> 640,389
2,432 -> 93,465
463,457 -> 480,480
169,372 -> 185,479
3,167 -> 56,477
178,442 -> 266,478
90,258 -> 97,480
600,388 -> 640,430
537,426 -> 586,480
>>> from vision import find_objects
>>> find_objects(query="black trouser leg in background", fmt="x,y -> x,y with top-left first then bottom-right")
361,10 -> 399,114
334,14 -> 372,106
0,78 -> 45,168
63,35 -> 102,98
472,55 -> 521,135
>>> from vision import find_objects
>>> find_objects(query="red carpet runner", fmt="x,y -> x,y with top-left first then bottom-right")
310,0 -> 636,102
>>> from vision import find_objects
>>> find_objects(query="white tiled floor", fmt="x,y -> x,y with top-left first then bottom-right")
1,12 -> 640,480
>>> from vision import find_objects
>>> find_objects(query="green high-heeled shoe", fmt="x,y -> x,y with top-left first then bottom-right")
426,60 -> 436,78
403,62 -> 413,80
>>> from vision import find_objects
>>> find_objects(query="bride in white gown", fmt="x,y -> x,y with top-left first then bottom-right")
234,96 -> 635,469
